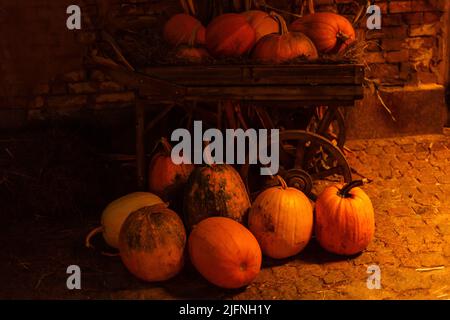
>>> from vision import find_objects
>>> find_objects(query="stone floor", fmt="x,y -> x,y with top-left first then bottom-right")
1,130 -> 449,300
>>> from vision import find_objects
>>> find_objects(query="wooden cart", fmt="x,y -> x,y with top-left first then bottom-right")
97,63 -> 364,200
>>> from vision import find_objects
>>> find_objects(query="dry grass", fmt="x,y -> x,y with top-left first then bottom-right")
101,25 -> 361,69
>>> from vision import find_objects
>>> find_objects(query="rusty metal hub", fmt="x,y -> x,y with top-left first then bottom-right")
284,169 -> 313,196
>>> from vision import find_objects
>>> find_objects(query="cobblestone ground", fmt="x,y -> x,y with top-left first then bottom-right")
2,131 -> 449,300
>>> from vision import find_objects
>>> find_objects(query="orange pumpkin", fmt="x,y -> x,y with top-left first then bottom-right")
188,217 -> 262,289
248,176 -> 313,259
148,137 -> 194,200
119,204 -> 186,282
175,46 -> 211,63
315,180 -> 375,255
163,14 -> 206,47
242,10 -> 279,42
290,12 -> 356,54
252,14 -> 318,63
184,164 -> 251,229
206,13 -> 256,58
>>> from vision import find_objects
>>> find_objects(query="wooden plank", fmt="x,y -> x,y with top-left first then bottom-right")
185,85 -> 363,100
141,64 -> 364,86
251,65 -> 364,85
101,67 -> 186,98
139,85 -> 363,103
141,65 -> 363,86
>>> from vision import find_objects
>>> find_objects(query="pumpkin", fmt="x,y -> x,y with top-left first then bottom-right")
290,12 -> 356,54
175,45 -> 211,63
206,13 -> 256,58
252,14 -> 318,63
242,10 -> 279,42
85,192 -> 163,250
184,164 -> 251,229
163,13 -> 206,47
315,180 -> 375,255
148,137 -> 194,200
188,217 -> 262,289
248,176 -> 313,259
119,203 -> 186,282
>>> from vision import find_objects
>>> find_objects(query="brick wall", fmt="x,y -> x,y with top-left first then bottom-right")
0,0 -> 98,127
357,0 -> 447,86
0,0 -> 448,136
0,0 -> 183,127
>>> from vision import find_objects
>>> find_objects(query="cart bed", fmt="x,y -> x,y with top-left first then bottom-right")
103,64 -> 365,106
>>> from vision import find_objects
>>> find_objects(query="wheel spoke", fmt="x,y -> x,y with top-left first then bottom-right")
294,141 -> 305,169
307,107 -> 346,150
310,166 -> 343,180
316,107 -> 337,136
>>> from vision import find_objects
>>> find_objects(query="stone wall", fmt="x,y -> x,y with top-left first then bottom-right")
0,0 -> 448,137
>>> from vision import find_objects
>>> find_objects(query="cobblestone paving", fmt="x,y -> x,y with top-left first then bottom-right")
2,131 -> 449,300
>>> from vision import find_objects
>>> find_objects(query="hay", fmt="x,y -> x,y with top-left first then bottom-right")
99,25 -> 364,69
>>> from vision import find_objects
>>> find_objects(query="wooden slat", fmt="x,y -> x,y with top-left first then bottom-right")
141,64 -> 364,86
102,64 -> 365,106
139,85 -> 363,103
185,86 -> 363,100
101,67 -> 185,98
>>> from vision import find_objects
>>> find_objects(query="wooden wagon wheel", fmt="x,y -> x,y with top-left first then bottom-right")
242,130 -> 352,201
244,104 -> 347,150
307,106 -> 346,150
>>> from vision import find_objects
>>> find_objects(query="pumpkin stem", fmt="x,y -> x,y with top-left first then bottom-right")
339,180 -> 364,198
336,30 -> 351,42
179,0 -> 190,15
307,0 -> 315,14
85,226 -> 103,249
275,175 -> 288,190
188,24 -> 201,47
160,137 -> 173,155
244,0 -> 252,11
146,202 -> 170,212
187,0 -> 196,16
269,12 -> 289,36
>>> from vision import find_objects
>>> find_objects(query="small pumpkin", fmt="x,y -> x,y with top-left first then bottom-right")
184,164 -> 251,229
163,13 -> 206,47
290,12 -> 356,54
119,203 -> 186,282
248,176 -> 313,259
242,10 -> 279,42
315,180 -> 375,255
252,14 -> 318,63
85,192 -> 163,250
188,217 -> 262,289
206,13 -> 256,58
175,46 -> 211,63
148,137 -> 194,200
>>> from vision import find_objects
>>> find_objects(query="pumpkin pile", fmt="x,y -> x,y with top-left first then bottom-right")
86,141 -> 374,287
162,9 -> 355,64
